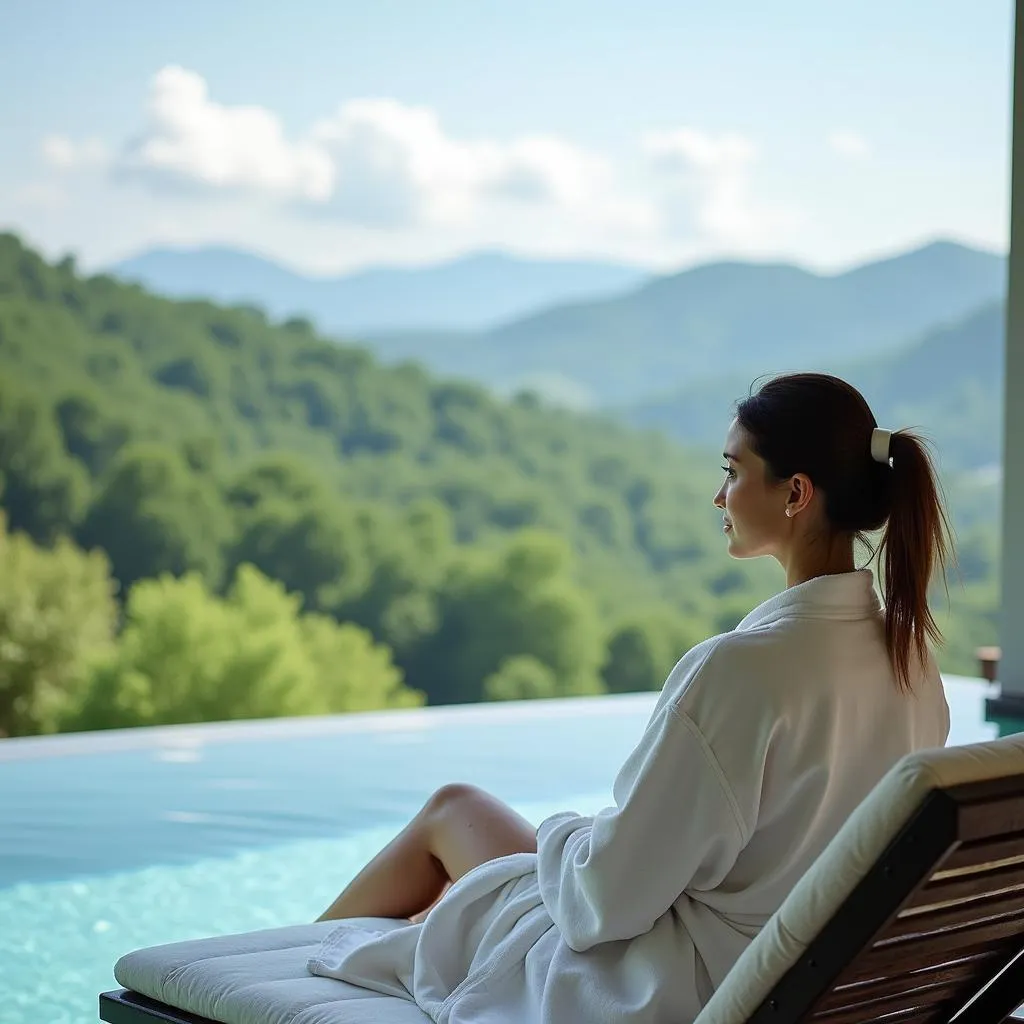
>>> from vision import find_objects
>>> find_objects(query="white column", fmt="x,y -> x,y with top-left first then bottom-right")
995,0 -> 1024,707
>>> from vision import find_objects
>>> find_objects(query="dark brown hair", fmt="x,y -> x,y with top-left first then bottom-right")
735,372 -> 952,691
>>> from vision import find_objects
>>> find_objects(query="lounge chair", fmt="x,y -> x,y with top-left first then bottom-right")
100,733 -> 1024,1024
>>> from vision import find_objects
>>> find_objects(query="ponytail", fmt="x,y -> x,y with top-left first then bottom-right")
877,431 -> 952,692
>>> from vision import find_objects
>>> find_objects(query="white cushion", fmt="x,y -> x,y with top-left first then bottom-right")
114,920 -> 431,1024
694,733 -> 1024,1024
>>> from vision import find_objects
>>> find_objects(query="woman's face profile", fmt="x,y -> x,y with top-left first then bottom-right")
713,419 -> 790,560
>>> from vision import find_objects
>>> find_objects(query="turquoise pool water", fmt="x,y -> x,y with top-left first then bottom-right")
0,682 -> 1000,1024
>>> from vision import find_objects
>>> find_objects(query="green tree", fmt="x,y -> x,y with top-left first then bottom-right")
0,376 -> 89,542
70,564 -> 420,730
601,609 -> 702,693
334,500 -> 453,660
483,655 -> 559,701
225,455 -> 326,510
78,444 -> 229,589
0,513 -> 117,736
414,531 -> 606,704
55,390 -> 130,476
227,495 -> 369,612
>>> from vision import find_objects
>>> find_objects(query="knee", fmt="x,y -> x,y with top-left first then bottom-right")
422,783 -> 484,821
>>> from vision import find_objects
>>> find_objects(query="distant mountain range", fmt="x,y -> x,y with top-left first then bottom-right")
362,241 -> 1006,407
626,302 -> 1004,474
109,239 -> 1007,454
110,248 -> 649,332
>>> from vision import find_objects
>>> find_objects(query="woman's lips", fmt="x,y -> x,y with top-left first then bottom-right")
723,520 -> 733,532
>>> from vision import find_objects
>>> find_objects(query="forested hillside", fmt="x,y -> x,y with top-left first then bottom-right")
0,234 -> 773,736
0,235 -> 997,736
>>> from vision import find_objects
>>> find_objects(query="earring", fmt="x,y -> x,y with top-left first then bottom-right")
785,508 -> 793,518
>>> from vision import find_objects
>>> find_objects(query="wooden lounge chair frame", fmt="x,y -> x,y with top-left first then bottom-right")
99,775 -> 1024,1024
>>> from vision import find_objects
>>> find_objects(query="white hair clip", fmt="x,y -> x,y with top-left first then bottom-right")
870,428 -> 893,465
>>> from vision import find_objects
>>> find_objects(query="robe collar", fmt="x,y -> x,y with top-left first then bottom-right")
736,569 -> 881,632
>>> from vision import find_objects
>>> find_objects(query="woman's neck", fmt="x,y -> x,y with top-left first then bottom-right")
783,536 -> 857,588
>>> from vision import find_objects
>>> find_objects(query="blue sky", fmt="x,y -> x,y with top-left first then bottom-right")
0,0 -> 1013,273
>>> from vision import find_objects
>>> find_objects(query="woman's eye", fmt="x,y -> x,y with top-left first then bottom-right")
721,465 -> 735,478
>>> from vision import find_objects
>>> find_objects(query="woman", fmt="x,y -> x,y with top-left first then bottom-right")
308,373 -> 952,1024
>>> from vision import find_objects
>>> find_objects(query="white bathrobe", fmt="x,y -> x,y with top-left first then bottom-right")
308,570 -> 950,1024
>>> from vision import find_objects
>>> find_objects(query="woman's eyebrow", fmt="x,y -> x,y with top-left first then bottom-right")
723,451 -> 740,462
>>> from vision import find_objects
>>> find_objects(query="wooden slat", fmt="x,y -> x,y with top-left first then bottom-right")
958,795 -> 1024,842
817,951 -> 1003,1012
909,861 -> 1024,908
812,978 -> 972,1022
747,786 -> 1024,1024
841,936 -> 1019,989
946,776 -> 1024,805
948,948 -> 1024,1024
824,1000 -> 959,1024
876,908 -> 1024,950
886,894 -> 1024,940
844,919 -> 1024,982
882,1007 -> 959,1024
940,834 -> 1024,873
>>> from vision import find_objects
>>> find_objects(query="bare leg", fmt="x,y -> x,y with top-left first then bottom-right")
409,882 -> 450,924
317,784 -> 537,922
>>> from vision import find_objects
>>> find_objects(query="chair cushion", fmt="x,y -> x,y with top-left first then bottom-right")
113,920 -> 432,1024
693,733 -> 1024,1024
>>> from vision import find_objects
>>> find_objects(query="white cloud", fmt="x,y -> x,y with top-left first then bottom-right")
117,66 -> 334,201
111,68 -> 637,232
829,130 -> 871,160
316,101 -> 648,229
310,97 -> 515,225
36,67 -> 811,266
42,135 -> 108,170
494,136 -> 612,207
643,127 -> 795,247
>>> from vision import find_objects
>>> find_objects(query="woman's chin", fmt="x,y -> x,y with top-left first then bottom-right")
724,531 -> 745,558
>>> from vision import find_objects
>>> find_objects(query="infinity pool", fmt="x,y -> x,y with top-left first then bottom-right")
0,682 -> 1001,1024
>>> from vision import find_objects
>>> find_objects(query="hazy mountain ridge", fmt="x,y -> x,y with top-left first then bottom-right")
109,238 -> 1007,476
111,248 -> 650,333
360,240 -> 1006,407
625,302 -> 1005,473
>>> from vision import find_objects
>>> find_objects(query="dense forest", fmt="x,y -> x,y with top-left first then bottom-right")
0,233 -> 998,736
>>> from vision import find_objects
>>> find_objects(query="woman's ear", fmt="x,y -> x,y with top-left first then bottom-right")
786,473 -> 815,518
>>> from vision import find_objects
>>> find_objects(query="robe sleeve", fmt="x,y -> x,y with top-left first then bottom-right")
535,698 -> 749,952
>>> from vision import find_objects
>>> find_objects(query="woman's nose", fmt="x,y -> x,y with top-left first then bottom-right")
713,486 -> 725,509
